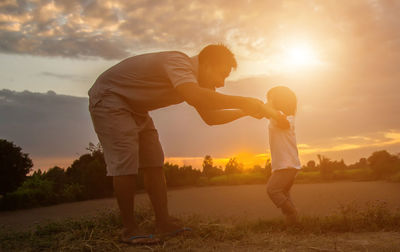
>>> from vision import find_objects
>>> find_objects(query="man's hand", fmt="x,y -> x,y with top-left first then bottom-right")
261,102 -> 290,129
241,98 -> 265,119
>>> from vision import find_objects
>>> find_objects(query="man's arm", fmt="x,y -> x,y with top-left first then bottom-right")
175,83 -> 264,117
196,109 -> 246,126
176,83 -> 290,128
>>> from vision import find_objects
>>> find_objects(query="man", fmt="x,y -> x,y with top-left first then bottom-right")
88,44 -> 288,244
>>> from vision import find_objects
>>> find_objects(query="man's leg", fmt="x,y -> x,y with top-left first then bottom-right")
143,167 -> 181,232
113,175 -> 137,238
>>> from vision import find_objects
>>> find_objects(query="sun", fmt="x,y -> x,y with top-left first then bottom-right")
287,45 -> 314,64
279,41 -> 320,71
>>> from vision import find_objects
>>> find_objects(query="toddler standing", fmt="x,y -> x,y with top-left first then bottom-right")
264,86 -> 301,224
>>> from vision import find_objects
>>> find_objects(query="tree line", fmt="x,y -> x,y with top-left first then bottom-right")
1,139 -> 399,210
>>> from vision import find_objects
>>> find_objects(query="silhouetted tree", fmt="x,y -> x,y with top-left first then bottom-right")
0,139 -> 33,195
65,144 -> 112,199
317,154 -> 334,180
43,166 -> 67,194
265,159 -> 272,179
303,160 -> 317,172
164,162 -> 201,186
202,155 -> 223,179
225,157 -> 243,175
368,150 -> 400,179
348,157 -> 369,171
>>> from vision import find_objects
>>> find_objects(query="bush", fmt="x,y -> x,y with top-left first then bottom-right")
65,152 -> 113,199
164,163 -> 202,187
62,183 -> 85,202
208,172 -> 267,186
0,175 -> 56,210
389,171 -> 400,182
295,171 -> 322,183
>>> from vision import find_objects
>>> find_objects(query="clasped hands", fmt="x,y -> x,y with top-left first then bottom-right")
242,98 -> 290,129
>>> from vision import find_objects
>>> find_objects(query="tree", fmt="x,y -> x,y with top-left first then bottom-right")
317,154 -> 334,180
164,162 -> 202,186
202,155 -> 213,173
0,139 -> 33,195
43,166 -> 67,194
303,160 -> 317,172
202,155 -> 223,179
65,144 -> 112,199
367,150 -> 400,179
225,157 -> 243,175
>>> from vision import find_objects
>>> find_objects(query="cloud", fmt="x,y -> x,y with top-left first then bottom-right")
298,131 -> 400,155
0,0 -> 399,78
40,71 -> 89,82
0,89 -> 97,158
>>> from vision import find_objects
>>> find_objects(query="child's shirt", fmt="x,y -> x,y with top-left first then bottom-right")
268,115 -> 301,172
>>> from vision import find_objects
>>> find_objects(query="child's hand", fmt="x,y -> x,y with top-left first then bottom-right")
263,102 -> 290,129
275,112 -> 290,129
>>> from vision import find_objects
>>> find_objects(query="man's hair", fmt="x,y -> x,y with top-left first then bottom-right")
198,44 -> 237,70
267,86 -> 297,116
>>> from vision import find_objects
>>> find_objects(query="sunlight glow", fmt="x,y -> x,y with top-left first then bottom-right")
282,42 -> 318,68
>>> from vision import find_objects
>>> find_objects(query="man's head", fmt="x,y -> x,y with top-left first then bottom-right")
197,44 -> 237,90
267,86 -> 297,116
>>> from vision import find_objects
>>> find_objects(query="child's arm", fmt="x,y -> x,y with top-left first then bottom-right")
262,102 -> 290,129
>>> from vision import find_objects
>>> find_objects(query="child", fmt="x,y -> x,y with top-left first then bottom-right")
264,86 -> 301,224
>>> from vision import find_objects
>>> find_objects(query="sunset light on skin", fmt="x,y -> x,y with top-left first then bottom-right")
0,0 -> 400,171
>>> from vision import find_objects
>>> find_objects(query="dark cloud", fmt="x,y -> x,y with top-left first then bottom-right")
40,71 -> 89,82
0,89 -> 97,157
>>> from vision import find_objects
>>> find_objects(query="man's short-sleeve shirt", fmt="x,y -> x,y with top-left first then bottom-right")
88,51 -> 198,112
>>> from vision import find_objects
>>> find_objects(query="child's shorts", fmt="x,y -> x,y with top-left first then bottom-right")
89,95 -> 164,176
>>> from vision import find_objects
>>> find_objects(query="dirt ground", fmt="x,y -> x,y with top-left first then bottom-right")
1,181 -> 400,231
120,232 -> 400,252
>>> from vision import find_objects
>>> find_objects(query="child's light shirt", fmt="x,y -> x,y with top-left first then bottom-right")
268,115 -> 301,172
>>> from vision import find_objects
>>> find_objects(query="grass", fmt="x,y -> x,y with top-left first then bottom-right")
1,202 -> 400,251
207,172 -> 267,185
200,169 -> 382,186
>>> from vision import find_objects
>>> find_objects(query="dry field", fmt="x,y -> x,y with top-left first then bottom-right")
1,181 -> 399,230
1,181 -> 400,251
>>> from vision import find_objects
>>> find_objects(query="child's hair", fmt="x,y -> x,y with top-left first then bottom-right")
267,86 -> 297,116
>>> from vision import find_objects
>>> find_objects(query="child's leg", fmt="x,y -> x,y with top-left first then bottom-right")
267,171 -> 289,208
267,169 -> 298,223
282,169 -> 298,212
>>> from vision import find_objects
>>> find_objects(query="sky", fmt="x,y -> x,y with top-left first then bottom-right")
1,0 -> 400,171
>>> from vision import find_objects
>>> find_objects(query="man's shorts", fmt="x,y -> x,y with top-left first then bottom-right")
89,94 -> 164,176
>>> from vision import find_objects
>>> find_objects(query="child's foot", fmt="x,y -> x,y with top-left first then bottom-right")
280,201 -> 299,225
285,212 -> 299,225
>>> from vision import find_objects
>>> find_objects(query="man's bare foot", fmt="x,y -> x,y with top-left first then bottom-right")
120,228 -> 161,245
155,216 -> 185,233
121,227 -> 138,241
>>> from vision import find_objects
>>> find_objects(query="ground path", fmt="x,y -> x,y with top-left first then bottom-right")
1,181 -> 400,231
